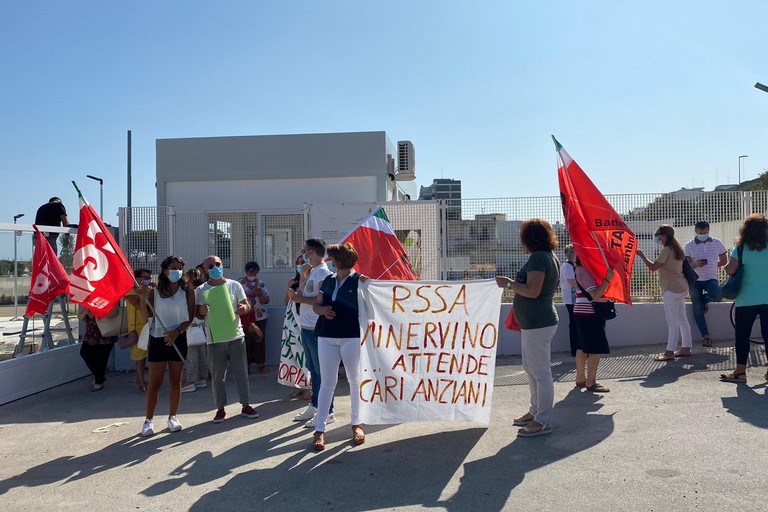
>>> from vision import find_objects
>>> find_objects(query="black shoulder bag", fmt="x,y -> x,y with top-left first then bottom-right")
575,275 -> 617,321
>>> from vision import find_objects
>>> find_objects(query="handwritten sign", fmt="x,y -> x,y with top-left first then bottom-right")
358,279 -> 502,424
277,302 -> 311,389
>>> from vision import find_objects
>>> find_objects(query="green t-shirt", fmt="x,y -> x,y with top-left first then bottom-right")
512,250 -> 560,329
731,245 -> 768,307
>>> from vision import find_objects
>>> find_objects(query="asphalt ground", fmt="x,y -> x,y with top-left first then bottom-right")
0,340 -> 767,512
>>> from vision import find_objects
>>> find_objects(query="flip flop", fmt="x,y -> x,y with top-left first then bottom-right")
586,383 -> 610,393
574,382 -> 586,388
517,423 -> 552,437
719,372 -> 747,383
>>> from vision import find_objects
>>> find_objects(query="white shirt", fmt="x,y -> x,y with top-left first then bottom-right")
195,279 -> 246,343
298,262 -> 331,329
559,261 -> 576,305
684,236 -> 727,281
150,287 -> 190,337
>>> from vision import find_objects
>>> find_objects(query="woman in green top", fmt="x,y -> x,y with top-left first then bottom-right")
720,214 -> 768,383
496,219 -> 559,437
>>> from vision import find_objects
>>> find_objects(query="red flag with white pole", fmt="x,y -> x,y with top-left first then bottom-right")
26,227 -> 71,316
69,182 -> 135,318
554,136 -> 636,304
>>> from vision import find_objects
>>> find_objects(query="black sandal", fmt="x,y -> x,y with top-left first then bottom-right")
719,371 -> 747,383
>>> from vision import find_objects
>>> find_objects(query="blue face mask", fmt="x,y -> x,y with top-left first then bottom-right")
296,265 -> 303,274
302,253 -> 311,264
697,234 -> 709,242
654,235 -> 661,244
326,261 -> 337,273
168,269 -> 183,283
208,265 -> 224,280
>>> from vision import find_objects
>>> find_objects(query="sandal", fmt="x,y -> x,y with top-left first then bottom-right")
719,371 -> 747,383
352,425 -> 365,446
654,351 -> 676,361
517,422 -> 552,437
674,349 -> 692,357
574,381 -> 586,388
312,431 -> 325,451
513,413 -> 535,426
137,384 -> 147,394
90,383 -> 104,392
702,336 -> 713,347
586,383 -> 610,393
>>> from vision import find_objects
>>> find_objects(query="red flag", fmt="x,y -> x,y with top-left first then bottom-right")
340,207 -> 417,280
26,228 -> 71,316
554,136 -> 636,304
69,192 -> 135,318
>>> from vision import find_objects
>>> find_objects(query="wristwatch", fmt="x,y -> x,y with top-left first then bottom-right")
506,282 -> 513,289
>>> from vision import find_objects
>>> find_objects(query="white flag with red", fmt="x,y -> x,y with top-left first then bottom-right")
26,227 -> 71,316
69,188 -> 135,318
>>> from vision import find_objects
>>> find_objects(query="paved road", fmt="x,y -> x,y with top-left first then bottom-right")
0,341 -> 767,512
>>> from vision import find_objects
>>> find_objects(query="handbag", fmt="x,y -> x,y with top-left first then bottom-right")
576,276 -> 617,321
682,258 -> 699,286
118,331 -> 138,350
137,322 -> 151,351
504,308 -> 521,332
95,303 -> 127,337
186,321 -> 207,346
721,245 -> 744,300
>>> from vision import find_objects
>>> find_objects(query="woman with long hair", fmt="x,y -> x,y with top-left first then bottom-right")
496,219 -> 560,437
719,214 -> 768,383
180,267 -> 209,392
138,255 -> 195,436
637,224 -> 692,361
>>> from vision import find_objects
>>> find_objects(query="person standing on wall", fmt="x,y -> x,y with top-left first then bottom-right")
34,196 -> 69,256
287,238 -> 334,428
684,221 -> 727,347
196,255 -> 260,424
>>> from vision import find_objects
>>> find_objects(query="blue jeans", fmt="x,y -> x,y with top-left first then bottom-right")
689,279 -> 723,337
301,328 -> 333,413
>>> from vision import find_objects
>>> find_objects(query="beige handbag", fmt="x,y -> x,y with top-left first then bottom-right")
95,303 -> 127,337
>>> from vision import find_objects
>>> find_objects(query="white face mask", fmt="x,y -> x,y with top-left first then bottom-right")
246,275 -> 258,282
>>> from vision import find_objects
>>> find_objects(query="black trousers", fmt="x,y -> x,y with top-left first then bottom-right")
80,343 -> 114,385
566,304 -> 578,357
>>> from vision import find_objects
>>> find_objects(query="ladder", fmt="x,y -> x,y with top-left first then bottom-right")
14,294 -> 75,357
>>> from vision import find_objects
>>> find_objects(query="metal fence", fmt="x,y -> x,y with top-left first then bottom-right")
116,189 -> 768,303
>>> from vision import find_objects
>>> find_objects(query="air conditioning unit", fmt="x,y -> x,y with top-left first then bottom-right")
396,140 -> 415,181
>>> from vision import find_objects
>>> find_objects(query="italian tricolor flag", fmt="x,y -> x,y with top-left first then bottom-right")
340,207 -> 417,280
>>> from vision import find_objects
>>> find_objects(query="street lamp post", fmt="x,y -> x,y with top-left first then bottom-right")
738,155 -> 749,185
12,213 -> 24,320
86,174 -> 104,218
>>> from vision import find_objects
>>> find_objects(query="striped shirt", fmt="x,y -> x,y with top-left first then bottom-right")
573,266 -> 597,316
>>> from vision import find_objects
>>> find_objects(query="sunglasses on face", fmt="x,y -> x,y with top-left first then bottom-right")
207,262 -> 222,269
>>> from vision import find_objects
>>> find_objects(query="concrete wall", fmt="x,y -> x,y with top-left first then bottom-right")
0,345 -> 89,405
156,131 -> 394,210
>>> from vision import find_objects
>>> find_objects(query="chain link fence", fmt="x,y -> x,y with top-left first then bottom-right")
116,189 -> 768,303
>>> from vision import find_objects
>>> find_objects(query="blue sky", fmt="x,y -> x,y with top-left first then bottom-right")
1,1 -> 767,259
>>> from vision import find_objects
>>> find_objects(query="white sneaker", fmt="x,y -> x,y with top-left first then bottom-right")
194,381 -> 207,388
180,384 -> 196,393
294,405 -> 316,422
167,416 -> 182,432
304,412 -> 335,429
141,419 -> 155,437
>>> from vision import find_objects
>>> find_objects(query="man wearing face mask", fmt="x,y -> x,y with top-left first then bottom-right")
684,221 -> 728,347
196,255 -> 260,424
287,238 -> 334,427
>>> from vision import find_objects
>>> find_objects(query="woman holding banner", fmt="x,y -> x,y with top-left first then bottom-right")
138,255 -> 196,437
496,219 -> 559,437
636,225 -> 692,361
311,242 -> 365,451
